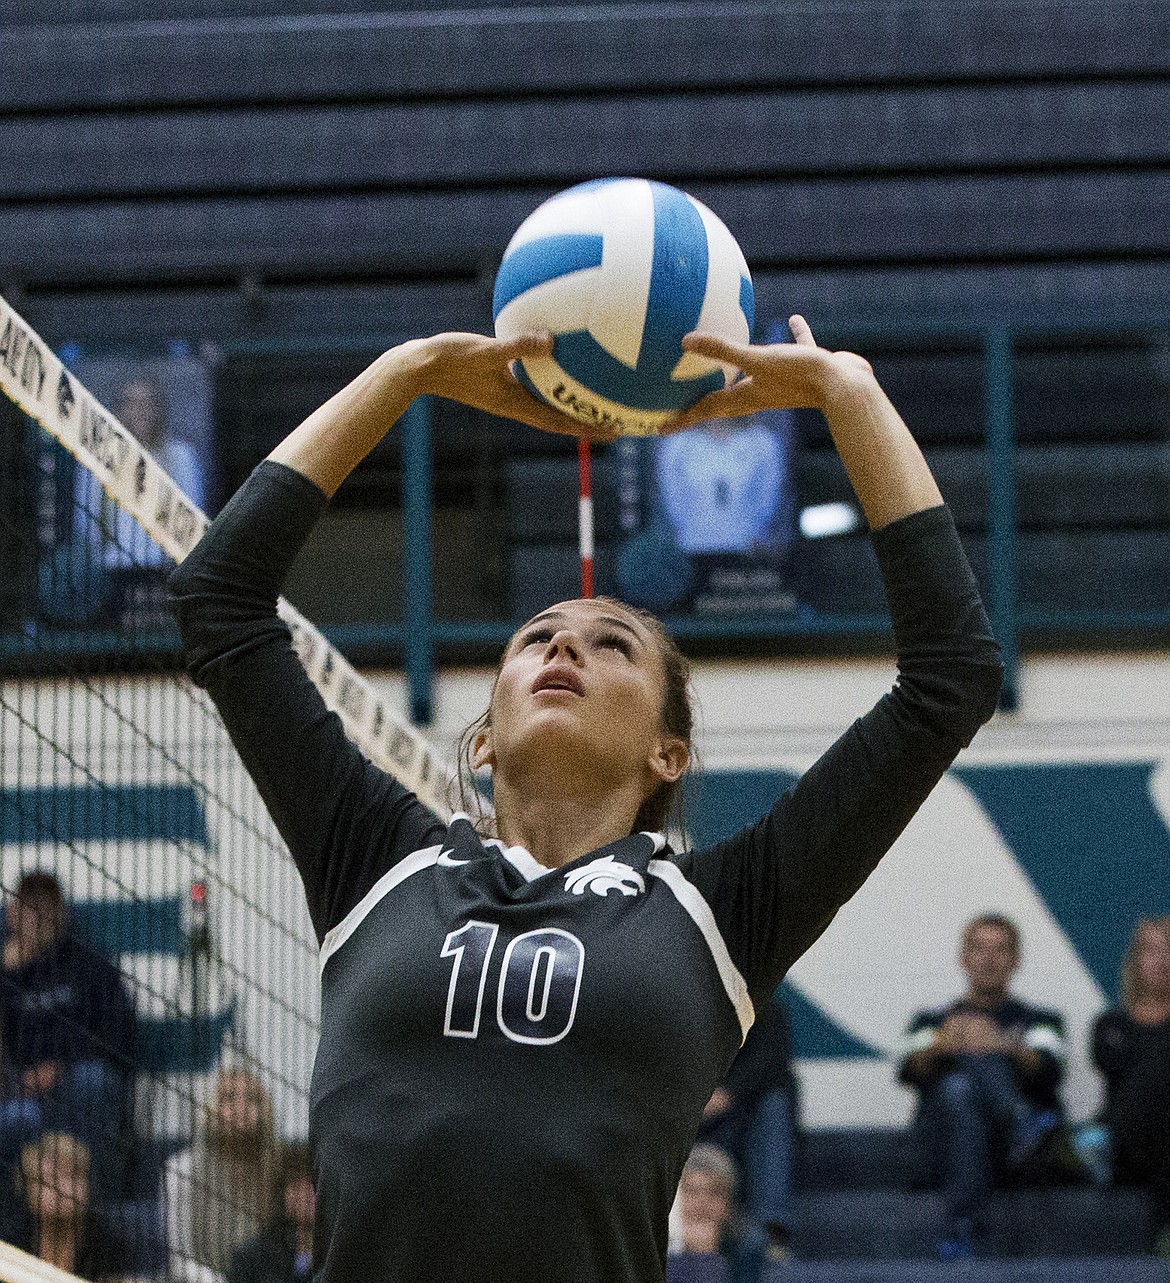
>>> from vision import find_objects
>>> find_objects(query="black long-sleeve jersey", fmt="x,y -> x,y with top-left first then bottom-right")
169,460 -> 1002,1283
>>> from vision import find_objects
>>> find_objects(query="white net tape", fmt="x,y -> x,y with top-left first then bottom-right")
0,293 -> 479,819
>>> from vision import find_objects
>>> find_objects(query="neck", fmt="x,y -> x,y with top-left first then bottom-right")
966,986 -> 1007,1009
492,770 -> 645,869
1131,994 -> 1170,1023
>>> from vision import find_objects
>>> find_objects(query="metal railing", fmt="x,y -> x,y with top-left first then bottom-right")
6,314 -> 1170,722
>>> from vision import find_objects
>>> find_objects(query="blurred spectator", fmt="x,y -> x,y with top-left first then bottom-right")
898,913 -> 1066,1261
1092,916 -> 1170,1258
82,376 -> 206,570
10,1132 -> 128,1281
46,376 -> 207,628
226,1143 -> 314,1283
165,1067 -> 279,1283
0,872 -> 137,1225
696,995 -> 796,1262
667,1144 -> 737,1281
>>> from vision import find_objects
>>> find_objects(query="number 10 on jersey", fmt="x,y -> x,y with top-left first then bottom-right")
441,921 -> 585,1045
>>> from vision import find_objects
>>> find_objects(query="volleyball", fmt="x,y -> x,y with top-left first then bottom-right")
493,178 -> 755,437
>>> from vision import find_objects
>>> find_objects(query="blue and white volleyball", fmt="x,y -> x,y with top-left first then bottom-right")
493,179 -> 754,437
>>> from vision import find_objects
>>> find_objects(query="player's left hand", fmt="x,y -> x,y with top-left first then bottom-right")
661,315 -> 873,433
413,332 -> 619,443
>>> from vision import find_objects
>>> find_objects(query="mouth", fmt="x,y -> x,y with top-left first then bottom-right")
532,666 -> 585,697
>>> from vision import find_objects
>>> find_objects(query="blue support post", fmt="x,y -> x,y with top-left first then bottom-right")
984,325 -> 1019,712
402,396 -> 434,725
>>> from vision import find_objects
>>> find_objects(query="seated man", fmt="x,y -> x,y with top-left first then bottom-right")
898,913 -> 1066,1260
0,872 -> 137,1222
695,993 -> 796,1262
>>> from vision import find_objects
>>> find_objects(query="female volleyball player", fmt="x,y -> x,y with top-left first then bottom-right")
169,318 -> 1002,1283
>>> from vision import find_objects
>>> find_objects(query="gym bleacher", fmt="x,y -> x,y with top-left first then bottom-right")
3,0 -> 1169,1278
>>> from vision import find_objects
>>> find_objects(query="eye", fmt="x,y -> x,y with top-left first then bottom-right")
596,631 -> 633,657
520,627 -> 554,648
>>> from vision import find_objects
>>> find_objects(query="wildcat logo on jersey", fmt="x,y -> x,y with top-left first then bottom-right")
564,856 -> 645,898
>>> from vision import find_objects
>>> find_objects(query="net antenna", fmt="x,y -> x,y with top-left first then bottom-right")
0,292 -> 485,821
578,438 -> 594,599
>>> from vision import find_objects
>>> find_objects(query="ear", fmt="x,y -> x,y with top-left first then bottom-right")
471,726 -> 495,771
646,734 -> 688,788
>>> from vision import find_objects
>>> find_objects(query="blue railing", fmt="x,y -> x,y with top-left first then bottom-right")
7,315 -> 1170,720
341,314 -> 1170,724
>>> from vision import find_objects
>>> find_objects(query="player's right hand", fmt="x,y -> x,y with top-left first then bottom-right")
411,332 -> 620,443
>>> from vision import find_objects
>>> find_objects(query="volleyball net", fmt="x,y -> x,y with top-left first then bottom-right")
0,293 -> 467,1276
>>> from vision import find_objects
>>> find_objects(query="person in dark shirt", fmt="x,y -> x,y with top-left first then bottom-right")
1092,916 -> 1170,1258
0,872 -> 136,1221
227,1142 -> 315,1283
899,914 -> 1066,1260
696,995 -> 796,1260
168,319 -> 1002,1283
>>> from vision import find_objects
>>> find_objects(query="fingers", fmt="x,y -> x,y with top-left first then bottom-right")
496,331 -> 554,361
788,314 -> 818,347
660,379 -> 758,433
496,371 -> 618,441
680,332 -> 752,365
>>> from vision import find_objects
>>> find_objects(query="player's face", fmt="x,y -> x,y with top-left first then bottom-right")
484,599 -> 683,797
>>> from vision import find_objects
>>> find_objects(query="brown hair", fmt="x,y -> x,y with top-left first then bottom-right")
1119,916 -> 1170,1013
205,1066 -> 279,1221
963,913 -> 1021,958
454,596 -> 694,839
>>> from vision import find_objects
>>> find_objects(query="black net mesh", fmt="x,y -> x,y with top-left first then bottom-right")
1,392 -> 318,1280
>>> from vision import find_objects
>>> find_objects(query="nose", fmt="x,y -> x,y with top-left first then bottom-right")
544,629 -> 583,664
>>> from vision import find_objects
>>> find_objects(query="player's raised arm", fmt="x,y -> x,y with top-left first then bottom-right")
670,318 -> 1003,1007
668,315 -> 942,530
268,332 -> 609,496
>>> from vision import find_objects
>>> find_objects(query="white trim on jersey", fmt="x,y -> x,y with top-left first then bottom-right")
1024,1022 -> 1067,1061
483,837 -> 550,883
647,859 -> 755,1044
319,845 -> 442,975
484,832 -> 669,883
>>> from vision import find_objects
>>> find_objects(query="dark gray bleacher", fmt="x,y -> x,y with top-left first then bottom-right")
3,0 -> 1168,634
505,438 -> 1170,622
3,0 -> 1169,338
770,1128 -> 1158,1281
